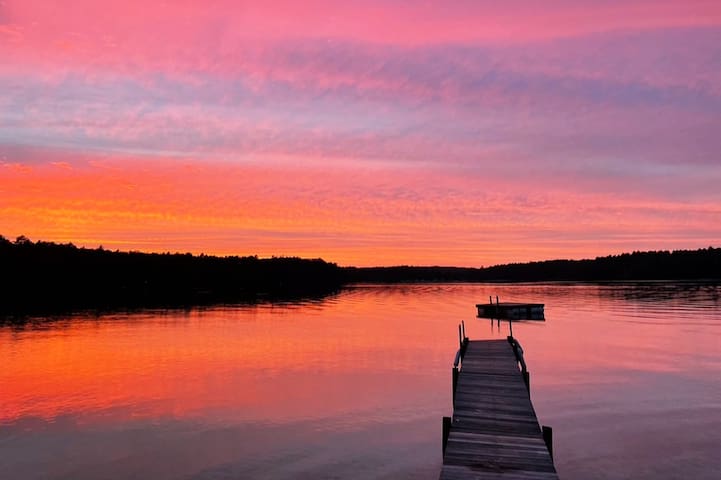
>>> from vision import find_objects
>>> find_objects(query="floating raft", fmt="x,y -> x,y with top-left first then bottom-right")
440,336 -> 558,479
476,302 -> 545,320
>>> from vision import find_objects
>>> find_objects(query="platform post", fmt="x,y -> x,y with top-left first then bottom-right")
442,416 -> 451,455
542,425 -> 553,461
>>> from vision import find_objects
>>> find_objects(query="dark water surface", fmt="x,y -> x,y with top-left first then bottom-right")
2,283 -> 720,479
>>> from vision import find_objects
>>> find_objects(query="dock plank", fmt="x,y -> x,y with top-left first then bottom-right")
440,339 -> 558,480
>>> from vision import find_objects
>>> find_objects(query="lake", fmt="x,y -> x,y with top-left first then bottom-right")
1,283 -> 720,479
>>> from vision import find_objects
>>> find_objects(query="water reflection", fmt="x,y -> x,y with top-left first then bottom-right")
1,283 -> 720,479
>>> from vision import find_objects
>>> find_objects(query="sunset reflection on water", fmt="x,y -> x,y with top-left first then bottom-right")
1,283 -> 720,479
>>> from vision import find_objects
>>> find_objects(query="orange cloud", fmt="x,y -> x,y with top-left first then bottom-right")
2,154 -> 718,266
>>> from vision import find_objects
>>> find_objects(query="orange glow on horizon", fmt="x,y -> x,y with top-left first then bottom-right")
1,156 -> 718,267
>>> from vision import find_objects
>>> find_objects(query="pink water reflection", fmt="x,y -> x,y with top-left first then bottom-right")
1,283 -> 720,479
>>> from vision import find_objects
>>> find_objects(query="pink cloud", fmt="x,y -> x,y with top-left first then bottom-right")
3,1 -> 720,61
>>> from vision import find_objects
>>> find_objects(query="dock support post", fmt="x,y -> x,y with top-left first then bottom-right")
523,370 -> 530,395
452,366 -> 459,406
542,425 -> 553,461
442,416 -> 451,456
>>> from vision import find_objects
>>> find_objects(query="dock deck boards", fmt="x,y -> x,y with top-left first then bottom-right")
440,340 -> 558,480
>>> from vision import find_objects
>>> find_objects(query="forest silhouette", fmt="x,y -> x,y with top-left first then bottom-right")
1,235 -> 342,315
2,234 -> 719,315
345,247 -> 721,283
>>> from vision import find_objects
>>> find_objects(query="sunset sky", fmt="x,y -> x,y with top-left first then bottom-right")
2,1 -> 720,266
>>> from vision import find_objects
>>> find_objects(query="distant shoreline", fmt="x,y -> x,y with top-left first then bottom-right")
2,234 -> 719,316
343,248 -> 721,283
346,278 -> 721,285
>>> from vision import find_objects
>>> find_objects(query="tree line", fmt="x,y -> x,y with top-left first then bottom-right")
344,247 -> 721,283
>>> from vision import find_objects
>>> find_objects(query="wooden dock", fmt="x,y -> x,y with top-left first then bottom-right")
440,332 -> 558,479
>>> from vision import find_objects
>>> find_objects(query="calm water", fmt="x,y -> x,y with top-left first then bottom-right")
2,283 -> 720,479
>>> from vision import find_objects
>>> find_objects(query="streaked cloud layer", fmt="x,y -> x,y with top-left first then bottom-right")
2,1 -> 720,265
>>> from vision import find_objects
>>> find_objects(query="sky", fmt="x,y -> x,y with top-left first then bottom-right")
1,0 -> 720,267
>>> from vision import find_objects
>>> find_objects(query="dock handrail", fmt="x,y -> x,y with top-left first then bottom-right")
507,336 -> 530,393
451,322 -> 469,406
507,336 -> 527,372
453,348 -> 462,368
